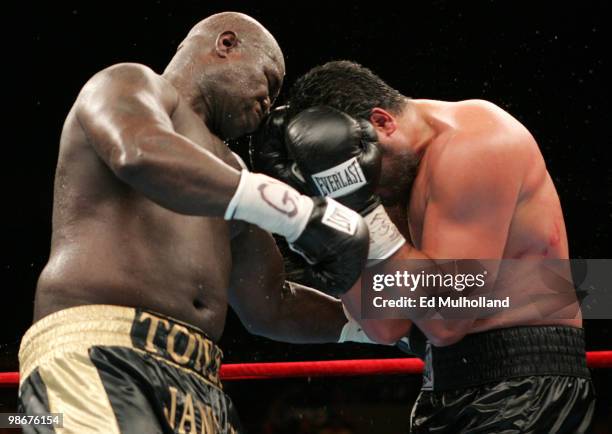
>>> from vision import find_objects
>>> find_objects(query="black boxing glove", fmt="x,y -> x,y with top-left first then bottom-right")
285,106 -> 382,214
249,106 -> 307,192
290,196 -> 370,296
285,106 -> 406,263
225,170 -> 368,296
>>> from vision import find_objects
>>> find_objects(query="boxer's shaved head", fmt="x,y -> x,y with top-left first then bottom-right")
175,12 -> 284,72
165,12 -> 285,139
186,11 -> 267,38
289,61 -> 406,120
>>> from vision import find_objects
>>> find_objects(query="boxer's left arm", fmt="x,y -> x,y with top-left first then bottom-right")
343,134 -> 526,345
269,106 -> 525,346
228,223 -> 348,343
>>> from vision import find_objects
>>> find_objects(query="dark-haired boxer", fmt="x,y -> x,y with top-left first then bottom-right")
18,17 -> 373,434
252,61 -> 595,433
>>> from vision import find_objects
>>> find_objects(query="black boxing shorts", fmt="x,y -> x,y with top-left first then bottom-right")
18,304 -> 242,433
410,326 -> 595,434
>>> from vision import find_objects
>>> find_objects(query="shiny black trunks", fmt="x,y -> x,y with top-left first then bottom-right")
410,326 -> 595,433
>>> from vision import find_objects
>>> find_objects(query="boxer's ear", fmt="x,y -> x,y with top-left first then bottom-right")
369,108 -> 397,137
215,31 -> 239,58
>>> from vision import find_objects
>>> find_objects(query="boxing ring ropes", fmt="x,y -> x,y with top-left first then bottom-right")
1,352 -> 611,386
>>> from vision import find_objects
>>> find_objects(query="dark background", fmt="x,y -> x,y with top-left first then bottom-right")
3,1 -> 611,432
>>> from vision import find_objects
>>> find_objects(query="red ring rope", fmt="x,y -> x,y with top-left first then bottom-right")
1,351 -> 610,387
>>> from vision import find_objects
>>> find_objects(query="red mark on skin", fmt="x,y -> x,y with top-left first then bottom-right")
549,222 -> 561,247
542,222 -> 561,257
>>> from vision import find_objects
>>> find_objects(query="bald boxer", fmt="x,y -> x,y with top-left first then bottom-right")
18,18 -> 371,434
253,61 -> 595,433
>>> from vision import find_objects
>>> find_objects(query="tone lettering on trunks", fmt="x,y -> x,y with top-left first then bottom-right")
133,311 -> 221,383
311,157 -> 366,198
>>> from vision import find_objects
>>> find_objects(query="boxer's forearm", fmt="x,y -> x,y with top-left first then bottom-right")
255,282 -> 346,343
341,273 -> 415,345
341,243 -> 419,345
114,132 -> 241,216
345,242 -> 475,346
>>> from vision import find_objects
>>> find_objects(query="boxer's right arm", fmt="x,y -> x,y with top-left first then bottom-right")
76,63 -> 240,216
77,64 -> 369,295
228,223 -> 348,343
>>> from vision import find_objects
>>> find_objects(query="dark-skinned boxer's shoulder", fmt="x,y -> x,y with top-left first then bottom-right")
77,63 -> 179,114
85,63 -> 165,88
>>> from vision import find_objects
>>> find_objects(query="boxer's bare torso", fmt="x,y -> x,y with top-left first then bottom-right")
357,99 -> 580,344
402,100 -> 567,258
35,64 -> 268,340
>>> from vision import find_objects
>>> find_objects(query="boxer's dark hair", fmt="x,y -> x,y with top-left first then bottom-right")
289,60 -> 406,120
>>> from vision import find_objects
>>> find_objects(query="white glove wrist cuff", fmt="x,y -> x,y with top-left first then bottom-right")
363,204 -> 406,262
225,171 -> 313,242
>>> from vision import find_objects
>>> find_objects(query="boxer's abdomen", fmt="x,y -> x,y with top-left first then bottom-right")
35,198 -> 232,341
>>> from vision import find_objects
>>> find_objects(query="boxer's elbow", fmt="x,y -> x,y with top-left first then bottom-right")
427,330 -> 465,347
242,319 -> 276,338
236,307 -> 282,339
111,147 -> 144,180
366,322 -> 468,347
112,126 -> 181,177
424,324 -> 470,347
363,321 -> 412,345
111,137 -> 160,181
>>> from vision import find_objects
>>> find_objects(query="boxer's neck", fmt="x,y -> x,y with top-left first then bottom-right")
394,101 -> 438,157
162,65 -> 215,125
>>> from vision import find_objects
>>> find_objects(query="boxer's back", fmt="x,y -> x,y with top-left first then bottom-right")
459,100 -> 568,260
35,64 -> 236,340
450,100 -> 567,259
410,99 -> 580,330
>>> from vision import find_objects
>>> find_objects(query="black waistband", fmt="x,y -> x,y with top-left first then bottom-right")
423,326 -> 590,391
